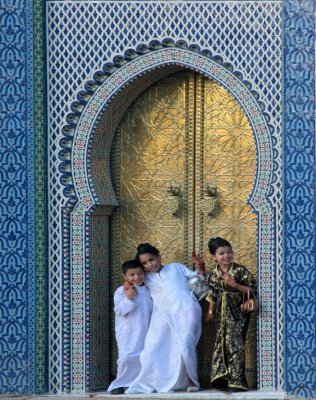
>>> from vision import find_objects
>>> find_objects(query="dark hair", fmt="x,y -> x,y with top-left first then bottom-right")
208,237 -> 232,255
121,259 -> 144,275
135,243 -> 160,261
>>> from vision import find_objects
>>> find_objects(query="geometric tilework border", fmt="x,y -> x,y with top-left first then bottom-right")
284,0 -> 316,398
65,47 -> 282,392
0,0 -> 48,393
26,0 -> 36,393
33,0 -> 49,390
0,0 -> 32,393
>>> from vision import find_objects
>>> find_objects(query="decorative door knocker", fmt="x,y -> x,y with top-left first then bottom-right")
200,184 -> 219,216
163,181 -> 182,216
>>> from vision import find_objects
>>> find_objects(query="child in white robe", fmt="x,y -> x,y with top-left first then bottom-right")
126,243 -> 203,394
107,259 -> 152,395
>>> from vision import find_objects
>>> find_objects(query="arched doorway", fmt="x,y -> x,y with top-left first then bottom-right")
65,47 -> 278,394
108,70 -> 257,389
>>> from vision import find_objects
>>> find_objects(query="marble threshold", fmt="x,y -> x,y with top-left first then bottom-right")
0,390 -> 303,400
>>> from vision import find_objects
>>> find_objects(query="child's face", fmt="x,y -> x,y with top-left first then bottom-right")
124,267 -> 145,286
212,246 -> 233,267
138,253 -> 162,273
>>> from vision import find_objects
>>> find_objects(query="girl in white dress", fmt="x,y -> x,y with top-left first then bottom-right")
108,260 -> 153,395
126,243 -> 203,394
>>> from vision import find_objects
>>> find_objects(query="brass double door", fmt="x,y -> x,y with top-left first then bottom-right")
110,70 -> 257,387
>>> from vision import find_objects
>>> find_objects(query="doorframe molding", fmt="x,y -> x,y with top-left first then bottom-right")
59,43 -> 283,393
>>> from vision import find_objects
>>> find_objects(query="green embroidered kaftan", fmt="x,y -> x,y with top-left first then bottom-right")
206,263 -> 257,391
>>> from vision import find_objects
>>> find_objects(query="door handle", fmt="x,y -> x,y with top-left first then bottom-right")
200,184 -> 219,216
163,182 -> 182,216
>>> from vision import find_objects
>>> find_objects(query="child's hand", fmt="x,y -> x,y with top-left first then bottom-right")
222,272 -> 237,288
124,285 -> 136,300
204,311 -> 215,323
191,251 -> 206,275
191,251 -> 204,266
123,280 -> 133,290
205,304 -> 215,323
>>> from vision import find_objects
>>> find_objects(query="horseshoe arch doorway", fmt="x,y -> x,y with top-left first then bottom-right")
88,69 -> 258,391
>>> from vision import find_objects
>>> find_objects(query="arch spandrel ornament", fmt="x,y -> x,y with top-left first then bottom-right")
59,43 -> 280,393
61,43 -> 274,211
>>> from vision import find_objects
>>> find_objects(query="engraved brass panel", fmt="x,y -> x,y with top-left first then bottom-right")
110,71 -> 257,388
196,75 -> 257,387
197,76 -> 257,272
111,72 -> 196,269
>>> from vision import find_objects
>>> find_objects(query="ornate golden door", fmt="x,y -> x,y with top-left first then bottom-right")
110,70 -> 257,387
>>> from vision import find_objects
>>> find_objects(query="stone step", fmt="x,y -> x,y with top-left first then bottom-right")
0,391 -> 287,400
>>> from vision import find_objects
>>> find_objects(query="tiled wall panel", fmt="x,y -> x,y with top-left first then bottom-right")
0,0 -> 314,397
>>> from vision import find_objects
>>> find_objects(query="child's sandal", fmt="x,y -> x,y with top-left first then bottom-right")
187,386 -> 200,392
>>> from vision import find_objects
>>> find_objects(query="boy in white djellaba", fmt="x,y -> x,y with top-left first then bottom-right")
107,259 -> 153,395
126,243 -> 204,394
